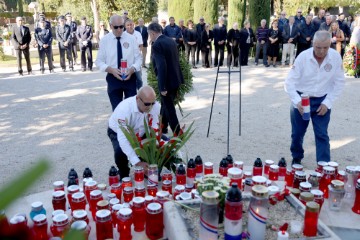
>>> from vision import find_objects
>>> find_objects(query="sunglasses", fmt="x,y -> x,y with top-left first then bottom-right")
124,13 -> 128,15
140,98 -> 155,107
298,12 -> 302,13
113,25 -> 124,29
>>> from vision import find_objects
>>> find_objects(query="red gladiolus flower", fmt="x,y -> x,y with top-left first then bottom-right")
159,141 -> 165,147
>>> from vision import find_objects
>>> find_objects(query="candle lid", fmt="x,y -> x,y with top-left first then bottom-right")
234,161 -> 243,166
31,201 -> 43,212
156,190 -> 169,199
72,192 -> 85,202
135,185 -> 145,191
146,202 -> 162,214
243,171 -> 252,178
71,220 -> 87,230
107,193 -> 116,200
33,214 -> 47,225
67,185 -> 80,193
252,176 -> 267,184
174,185 -> 185,192
122,203 -> 130,208
73,209 -> 87,218
85,180 -> 97,187
179,192 -> 192,200
265,160 -> 274,165
185,184 -> 194,190
96,209 -> 111,222
109,198 -> 120,206
52,209 -> 65,217
145,195 -> 154,201
267,186 -> 280,195
331,180 -> 344,189
300,182 -> 312,189
204,162 -> 213,167
337,170 -> 346,177
90,189 -> 102,198
10,215 -> 25,224
97,183 -> 107,190
123,186 -> 133,193
122,177 -> 131,183
162,180 -> 172,186
118,208 -> 132,218
323,166 -> 335,174
97,200 -> 109,208
149,164 -> 158,169
228,167 -> 243,177
292,164 -> 303,171
306,201 -> 320,212
251,185 -> 268,197
111,182 -> 121,189
317,161 -> 328,167
294,171 -> 306,177
147,183 -> 156,189
52,190 -> 65,199
300,192 -> 314,202
311,189 -> 324,198
132,197 -> 145,206
112,204 -> 123,212
52,213 -> 69,226
346,166 -> 357,174
53,181 -> 64,188
134,165 -> 144,172
202,191 -> 219,203
290,188 -> 301,196
328,161 -> 339,168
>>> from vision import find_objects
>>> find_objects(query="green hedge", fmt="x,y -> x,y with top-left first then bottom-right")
193,0 -> 219,26
168,0 -> 194,23
249,0 -> 270,31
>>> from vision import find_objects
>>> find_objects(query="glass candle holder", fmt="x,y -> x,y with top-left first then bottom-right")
303,202 -> 319,237
328,161 -> 339,175
234,161 -> 244,170
285,168 -> 294,187
269,165 -> 279,181
107,193 -> 116,201
132,197 -> 146,232
252,158 -> 263,176
95,209 -> 113,240
147,184 -> 158,197
228,167 -> 243,188
299,182 -> 312,193
72,192 -> 86,211
174,185 -> 185,199
293,171 -> 306,189
146,203 -> 163,240
345,166 -> 357,199
52,191 -> 66,211
316,161 -> 328,173
53,181 -> 65,192
73,209 -> 89,225
299,192 -> 314,206
199,191 -> 220,240
123,187 -> 134,203
328,180 -> 345,211
161,170 -> 173,182
311,189 -> 324,211
122,177 -> 133,189
51,213 -> 69,238
135,185 -> 146,198
67,185 -> 80,211
243,178 -> 253,193
71,220 -> 91,240
352,179 -> 360,214
84,180 -> 97,204
109,197 -> 120,209
336,170 -> 346,182
247,186 -> 269,240
111,183 -> 122,200
145,195 -> 154,206
111,204 -> 122,228
96,200 -> 110,211
308,172 -> 319,189
90,189 -> 103,218
156,191 -> 170,207
319,166 -> 336,199
117,208 -> 133,240
32,214 -> 48,240
162,180 -> 172,194
264,160 -> 274,176
185,183 -> 194,193
148,164 -> 159,186
134,166 -> 145,182
204,162 -> 214,175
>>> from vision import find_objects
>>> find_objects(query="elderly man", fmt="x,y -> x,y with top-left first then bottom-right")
294,8 -> 306,28
178,19 -> 186,53
11,16 -> 32,76
319,16 -> 332,31
108,86 -> 159,178
135,18 -> 149,68
281,16 -> 298,67
213,17 -> 227,67
296,15 -> 314,57
255,19 -> 269,66
95,15 -> 142,111
278,11 -> 288,34
284,31 -> 345,164
313,9 -> 326,32
56,15 -> 73,72
76,16 -> 93,71
163,17 -> 182,47
196,17 -> 206,65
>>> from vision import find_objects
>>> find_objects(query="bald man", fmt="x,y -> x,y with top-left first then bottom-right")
108,86 -> 160,178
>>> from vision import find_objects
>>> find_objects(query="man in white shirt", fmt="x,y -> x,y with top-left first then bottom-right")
125,19 -> 144,90
108,86 -> 160,178
284,31 -> 345,164
95,15 -> 142,111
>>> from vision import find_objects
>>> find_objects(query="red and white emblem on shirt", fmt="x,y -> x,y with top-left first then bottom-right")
123,42 -> 129,49
118,119 -> 126,126
324,63 -> 332,72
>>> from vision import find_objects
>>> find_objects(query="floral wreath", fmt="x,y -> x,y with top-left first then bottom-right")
343,44 -> 360,76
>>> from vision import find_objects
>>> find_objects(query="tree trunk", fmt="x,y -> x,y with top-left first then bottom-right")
90,0 -> 99,34
270,0 -> 274,16
18,0 -> 23,16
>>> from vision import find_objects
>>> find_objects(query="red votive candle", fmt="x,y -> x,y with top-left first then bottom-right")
311,189 -> 324,211
90,189 -> 103,218
145,195 -> 154,206
52,190 -> 66,211
319,166 -> 336,198
51,213 -> 69,238
84,180 -> 98,204
32,214 -> 48,240
111,204 -> 122,228
285,168 -> 293,187
264,160 -> 274,175
111,183 -> 122,200
147,184 -> 158,197
67,185 -> 80,210
228,167 -> 243,188
135,185 -> 146,197
134,166 -> 144,182
303,202 -> 319,237
162,180 -> 172,194
204,162 -> 213,175
352,179 -> 360,214
122,177 -> 133,190
123,187 -> 134,203
161,170 -> 173,182
146,203 -> 163,240
53,181 -> 65,192
132,197 -> 146,232
73,209 -> 89,225
96,209 -> 113,240
71,220 -> 91,240
117,208 -> 133,240
96,200 -> 110,211
269,165 -> 279,181
174,185 -> 185,200
293,171 -> 306,189
72,192 -> 86,211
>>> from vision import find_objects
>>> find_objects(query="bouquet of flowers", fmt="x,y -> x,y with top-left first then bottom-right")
343,44 -> 360,76
120,115 -> 195,172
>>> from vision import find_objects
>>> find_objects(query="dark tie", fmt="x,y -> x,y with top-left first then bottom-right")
116,37 -> 122,69
20,26 -> 24,37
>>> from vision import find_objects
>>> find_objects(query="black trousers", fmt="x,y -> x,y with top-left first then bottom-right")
196,42 -> 201,64
185,44 -> 196,66
107,128 -> 130,178
227,44 -> 239,67
38,47 -> 53,71
71,40 -> 78,60
201,49 -> 210,67
296,42 -> 311,58
161,89 -> 180,135
240,44 -> 251,65
80,43 -> 93,70
178,42 -> 185,53
106,73 -> 137,111
59,45 -> 73,70
16,48 -> 32,74
214,44 -> 225,66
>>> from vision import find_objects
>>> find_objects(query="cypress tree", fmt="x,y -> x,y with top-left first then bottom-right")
193,0 -> 219,26
249,0 -> 271,30
168,0 -> 194,23
227,0 -> 243,28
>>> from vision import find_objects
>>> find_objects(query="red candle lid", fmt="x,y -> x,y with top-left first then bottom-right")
109,198 -> 120,206
71,220 -> 87,230
73,210 -> 87,220
10,215 -> 25,224
53,181 -> 64,188
156,190 -> 169,199
122,177 -> 131,183
323,166 -> 335,174
72,192 -> 85,202
118,208 -> 132,218
85,180 -> 97,188
124,187 -> 133,194
111,182 -> 122,190
67,185 -> 80,193
52,190 -> 65,200
52,210 -> 65,217
90,189 -> 102,198
146,202 -> 162,214
52,213 -> 69,226
270,165 -> 279,171
96,209 -> 111,222
33,214 -> 47,225
132,197 -> 145,206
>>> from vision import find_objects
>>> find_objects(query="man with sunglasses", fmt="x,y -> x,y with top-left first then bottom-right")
95,14 -> 142,111
295,8 -> 306,28
108,86 -> 160,178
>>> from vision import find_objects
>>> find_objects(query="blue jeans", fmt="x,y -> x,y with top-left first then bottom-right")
255,42 -> 268,65
290,95 -> 331,162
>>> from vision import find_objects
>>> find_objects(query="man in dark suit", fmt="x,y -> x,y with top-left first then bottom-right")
196,17 -> 206,65
56,15 -> 73,71
76,16 -> 93,71
11,16 -> 32,75
35,18 -> 54,74
148,22 -> 184,135
281,16 -> 299,67
135,18 -> 149,68
213,17 -> 227,67
65,13 -> 78,64
35,13 -> 51,29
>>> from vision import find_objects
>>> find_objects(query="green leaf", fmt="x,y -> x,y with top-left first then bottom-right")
0,159 -> 50,210
64,229 -> 86,240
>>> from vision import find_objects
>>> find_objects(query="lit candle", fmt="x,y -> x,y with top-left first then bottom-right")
277,230 -> 289,240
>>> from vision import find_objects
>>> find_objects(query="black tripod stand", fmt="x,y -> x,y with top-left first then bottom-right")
206,55 -> 242,155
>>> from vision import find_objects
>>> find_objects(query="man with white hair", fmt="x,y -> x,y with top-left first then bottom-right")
255,19 -> 269,66
284,31 -> 345,164
227,22 -> 241,67
281,16 -> 298,67
213,16 -> 227,67
95,15 -> 142,111
319,15 -> 332,31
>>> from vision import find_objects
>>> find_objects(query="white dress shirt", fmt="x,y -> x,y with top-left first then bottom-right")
108,96 -> 160,166
127,30 -> 143,46
95,31 -> 142,72
284,48 -> 345,109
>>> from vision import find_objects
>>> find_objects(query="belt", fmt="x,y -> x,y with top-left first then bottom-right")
297,91 -> 327,98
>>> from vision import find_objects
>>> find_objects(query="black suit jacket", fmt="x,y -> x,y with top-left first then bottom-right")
151,35 -> 184,92
11,25 -> 31,50
282,24 -> 299,44
239,28 -> 255,48
56,25 -> 71,48
135,25 -> 149,47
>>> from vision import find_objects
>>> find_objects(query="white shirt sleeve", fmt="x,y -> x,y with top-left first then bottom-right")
95,37 -> 109,72
321,54 -> 345,109
131,37 -> 143,72
284,55 -> 303,107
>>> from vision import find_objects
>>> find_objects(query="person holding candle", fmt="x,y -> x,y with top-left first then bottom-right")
107,86 -> 160,178
284,30 -> 345,165
95,14 -> 143,111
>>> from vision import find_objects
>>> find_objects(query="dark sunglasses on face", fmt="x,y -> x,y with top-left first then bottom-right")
113,25 -> 124,29
140,98 -> 155,107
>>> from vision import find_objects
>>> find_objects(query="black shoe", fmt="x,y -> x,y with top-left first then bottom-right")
162,128 -> 168,134
292,158 -> 302,165
19,72 -> 23,76
196,61 -> 199,65
41,70 -> 45,74
265,64 -> 270,67
89,68 -> 93,72
192,66 -> 197,69
28,71 -> 34,75
63,69 -> 66,72
82,69 -> 86,72
70,68 -> 74,72
50,69 -> 55,73
273,64 -> 276,68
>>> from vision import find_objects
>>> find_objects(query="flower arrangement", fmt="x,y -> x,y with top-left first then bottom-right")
120,114 -> 195,172
343,44 -> 360,77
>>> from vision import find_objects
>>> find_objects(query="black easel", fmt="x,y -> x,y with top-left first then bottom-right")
206,56 -> 242,155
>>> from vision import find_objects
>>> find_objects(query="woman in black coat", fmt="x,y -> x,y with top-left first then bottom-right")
183,19 -> 198,68
267,19 -> 281,67
239,20 -> 255,66
227,22 -> 241,67
201,23 -> 214,68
